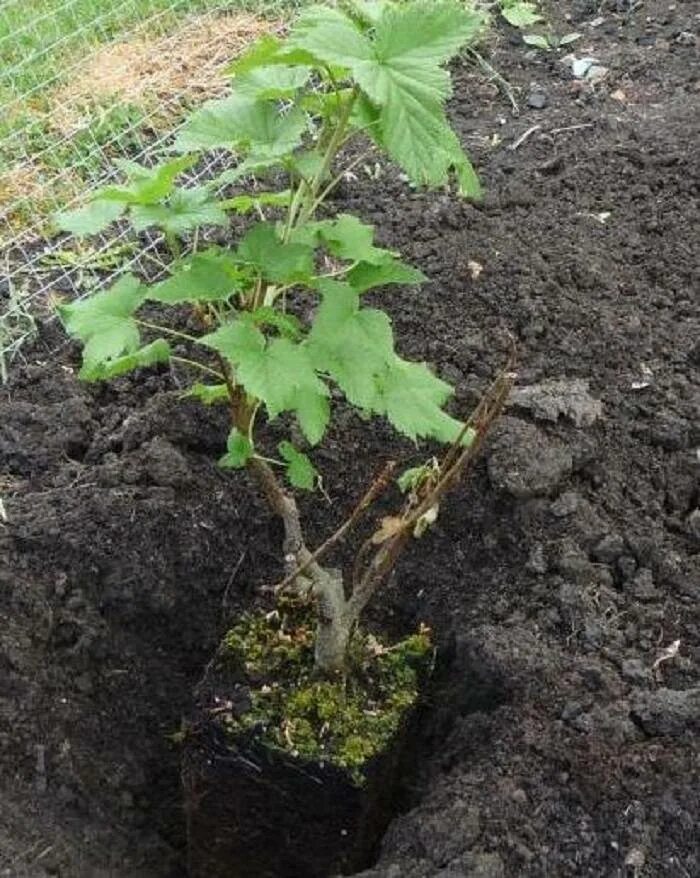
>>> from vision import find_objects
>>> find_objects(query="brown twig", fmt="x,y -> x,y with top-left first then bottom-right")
440,336 -> 517,478
347,348 -> 516,620
276,460 -> 398,593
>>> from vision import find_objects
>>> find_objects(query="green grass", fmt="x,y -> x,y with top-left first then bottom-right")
1,0 -> 246,107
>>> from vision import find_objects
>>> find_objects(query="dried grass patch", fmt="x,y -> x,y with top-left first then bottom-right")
51,12 -> 280,136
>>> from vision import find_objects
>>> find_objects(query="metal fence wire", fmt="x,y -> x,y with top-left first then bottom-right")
0,0 -> 294,328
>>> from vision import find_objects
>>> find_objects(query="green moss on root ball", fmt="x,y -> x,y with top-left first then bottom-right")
220,602 -> 432,784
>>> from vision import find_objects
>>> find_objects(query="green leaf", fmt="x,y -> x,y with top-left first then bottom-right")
81,338 -> 170,381
237,222 -> 314,283
218,190 -> 291,214
300,87 -> 356,118
307,280 -> 394,408
288,151 -> 327,182
294,386 -> 330,446
233,65 -> 311,99
374,357 -> 463,442
199,320 -> 266,364
106,155 -> 197,204
211,156 -> 292,188
308,214 -> 391,265
347,257 -> 426,292
130,187 -> 229,234
236,336 -> 326,420
397,463 -> 433,493
278,441 -> 317,490
174,94 -> 306,158
250,306 -> 302,339
449,144 -> 482,199
213,321 -> 328,442
291,1 -> 484,195
58,274 -> 146,375
344,0 -> 390,27
522,33 -> 550,49
226,34 -> 284,74
501,2 -> 542,28
226,33 -> 317,76
219,428 -> 254,469
53,199 -> 126,236
290,5 -> 373,69
184,383 -> 230,405
112,158 -> 153,181
559,32 -> 583,46
149,250 -> 244,304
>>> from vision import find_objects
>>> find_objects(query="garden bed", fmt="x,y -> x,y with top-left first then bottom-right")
1,2 -> 698,876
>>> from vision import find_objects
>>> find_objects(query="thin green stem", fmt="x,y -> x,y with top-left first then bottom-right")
315,262 -> 359,280
253,454 -> 285,467
247,401 -> 261,444
305,148 -> 372,218
135,319 -> 201,346
295,88 -> 359,229
164,230 -> 182,260
170,356 -> 225,380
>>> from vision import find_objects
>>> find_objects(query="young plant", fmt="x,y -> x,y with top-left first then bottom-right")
522,30 -> 582,51
58,0 -> 503,676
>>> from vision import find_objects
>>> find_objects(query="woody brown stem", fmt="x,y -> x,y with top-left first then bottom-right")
276,460 -> 397,594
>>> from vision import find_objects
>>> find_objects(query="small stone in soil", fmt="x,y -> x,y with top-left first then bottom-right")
508,378 -> 602,427
487,417 -> 573,499
631,688 -> 700,736
527,90 -> 548,109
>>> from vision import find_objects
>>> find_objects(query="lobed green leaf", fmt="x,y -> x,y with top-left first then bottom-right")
80,338 -> 171,381
307,280 -> 394,409
218,190 -> 291,215
199,320 -> 266,363
106,155 -> 197,205
220,428 -> 254,469
279,440 -> 317,490
374,357 -> 465,442
58,274 -> 146,376
290,0 -> 484,195
53,199 -> 126,236
226,34 -> 317,76
149,250 -> 245,304
184,383 -> 231,405
347,257 -> 426,292
236,336 -> 327,422
174,94 -> 306,159
233,65 -> 311,100
237,222 -> 314,283
130,187 -> 229,234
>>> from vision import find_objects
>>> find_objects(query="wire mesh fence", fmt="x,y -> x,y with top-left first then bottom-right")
0,0 -> 296,349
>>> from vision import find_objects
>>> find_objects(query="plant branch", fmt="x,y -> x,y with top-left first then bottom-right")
305,148 -> 374,218
246,455 -> 323,579
276,460 -> 397,594
295,88 -> 359,229
347,350 -> 517,623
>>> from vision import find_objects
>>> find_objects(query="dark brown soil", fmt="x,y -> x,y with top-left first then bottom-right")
1,2 -> 699,876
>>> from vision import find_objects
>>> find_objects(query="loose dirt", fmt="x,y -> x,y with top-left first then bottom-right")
1,2 -> 698,876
